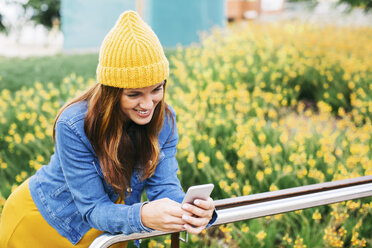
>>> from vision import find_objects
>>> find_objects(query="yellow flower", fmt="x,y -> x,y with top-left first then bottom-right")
258,133 -> 266,144
283,233 -> 293,244
197,162 -> 205,169
256,231 -> 267,241
36,131 -> 45,140
219,224 -> 232,233
216,151 -> 224,160
187,153 -> 195,163
164,238 -> 171,245
209,137 -> 216,147
256,170 -> 264,182
297,168 -> 307,179
231,182 -> 239,191
243,184 -> 252,195
264,167 -> 272,175
34,155 -> 44,163
148,240 -> 158,248
312,210 -> 321,222
178,136 -> 190,150
225,233 -> 232,243
1,161 -> 7,169
197,152 -> 210,164
283,165 -> 293,173
294,235 -> 306,248
308,158 -> 316,168
16,175 -> 23,183
236,161 -> 245,172
219,180 -> 228,189
347,81 -> 355,90
270,184 -> 279,191
241,224 -> 249,233
227,171 -> 236,179
346,201 -> 360,211
14,134 -> 22,144
338,107 -> 346,117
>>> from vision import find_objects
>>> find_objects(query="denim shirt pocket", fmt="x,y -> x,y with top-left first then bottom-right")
50,184 -> 74,213
50,183 -> 73,211
49,183 -> 81,227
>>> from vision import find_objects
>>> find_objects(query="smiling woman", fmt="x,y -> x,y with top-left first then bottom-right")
0,10 -> 216,248
121,81 -> 165,126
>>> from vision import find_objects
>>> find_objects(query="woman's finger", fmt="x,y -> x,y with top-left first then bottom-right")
182,203 -> 211,218
160,224 -> 186,232
160,214 -> 188,225
193,197 -> 214,210
182,214 -> 210,227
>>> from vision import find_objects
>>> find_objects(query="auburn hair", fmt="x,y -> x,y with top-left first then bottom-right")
53,81 -> 173,199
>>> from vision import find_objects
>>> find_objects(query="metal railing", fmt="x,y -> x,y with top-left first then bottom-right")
89,175 -> 372,248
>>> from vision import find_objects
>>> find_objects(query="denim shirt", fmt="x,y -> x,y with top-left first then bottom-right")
28,101 -> 217,245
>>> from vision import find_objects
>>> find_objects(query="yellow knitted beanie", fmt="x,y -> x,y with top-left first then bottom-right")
96,10 -> 169,88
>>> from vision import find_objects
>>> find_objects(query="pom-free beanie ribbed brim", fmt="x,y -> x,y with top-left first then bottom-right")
96,10 -> 169,89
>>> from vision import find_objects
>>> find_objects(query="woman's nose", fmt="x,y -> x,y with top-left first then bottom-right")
139,94 -> 154,109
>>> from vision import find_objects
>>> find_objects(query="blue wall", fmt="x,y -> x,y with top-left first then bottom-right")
61,0 -> 135,50
143,0 -> 226,47
61,0 -> 225,50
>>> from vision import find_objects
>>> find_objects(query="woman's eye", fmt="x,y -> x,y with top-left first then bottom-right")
127,94 -> 138,97
154,86 -> 163,92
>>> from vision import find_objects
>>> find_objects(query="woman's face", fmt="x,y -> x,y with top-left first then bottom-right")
120,81 -> 164,125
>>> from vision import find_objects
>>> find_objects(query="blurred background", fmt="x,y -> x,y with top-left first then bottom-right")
0,0 -> 371,56
0,0 -> 371,247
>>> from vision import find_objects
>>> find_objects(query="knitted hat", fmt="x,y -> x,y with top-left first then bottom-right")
96,10 -> 169,88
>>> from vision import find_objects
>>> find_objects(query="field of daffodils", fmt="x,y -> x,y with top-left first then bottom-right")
0,21 -> 371,247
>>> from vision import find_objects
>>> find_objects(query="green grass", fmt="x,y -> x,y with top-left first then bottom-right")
0,53 -> 98,92
0,49 -> 178,93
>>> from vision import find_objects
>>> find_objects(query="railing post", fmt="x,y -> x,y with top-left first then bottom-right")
171,232 -> 180,248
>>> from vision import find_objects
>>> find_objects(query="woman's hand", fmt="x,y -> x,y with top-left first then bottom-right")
181,197 -> 215,234
141,198 -> 189,232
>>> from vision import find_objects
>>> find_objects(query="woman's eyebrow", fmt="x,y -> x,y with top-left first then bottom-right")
125,82 -> 164,94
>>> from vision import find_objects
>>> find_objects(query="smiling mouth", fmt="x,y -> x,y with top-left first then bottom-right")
135,109 -> 150,115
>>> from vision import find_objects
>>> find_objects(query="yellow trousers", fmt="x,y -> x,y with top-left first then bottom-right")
0,179 -> 127,248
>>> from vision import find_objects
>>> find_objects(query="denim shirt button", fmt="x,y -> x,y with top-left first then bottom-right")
71,235 -> 77,242
127,187 -> 132,193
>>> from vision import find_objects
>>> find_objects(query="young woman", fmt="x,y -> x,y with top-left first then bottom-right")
0,10 -> 216,247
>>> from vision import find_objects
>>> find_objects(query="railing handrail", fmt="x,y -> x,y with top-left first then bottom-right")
214,183 -> 372,226
89,175 -> 372,248
214,175 -> 372,209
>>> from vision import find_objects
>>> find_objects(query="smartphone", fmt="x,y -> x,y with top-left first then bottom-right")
182,183 -> 214,204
